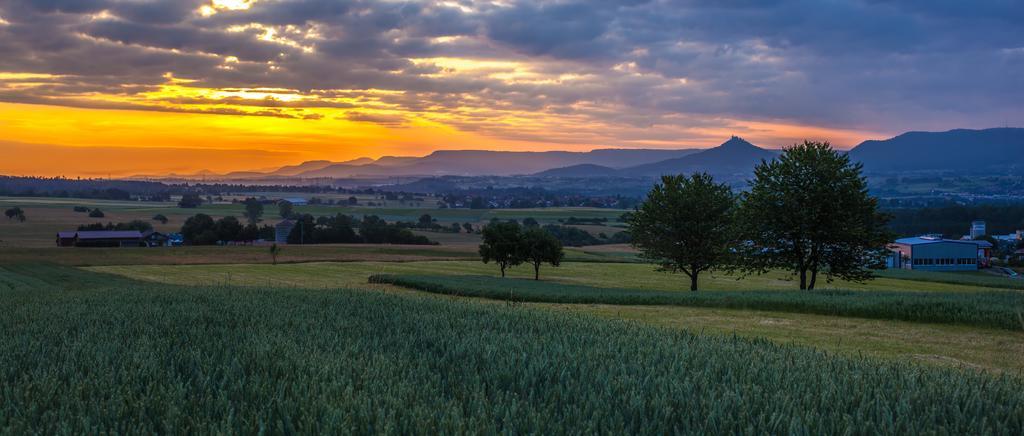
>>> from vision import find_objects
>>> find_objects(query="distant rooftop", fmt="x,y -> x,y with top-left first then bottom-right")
894,236 -> 977,246
75,231 -> 143,239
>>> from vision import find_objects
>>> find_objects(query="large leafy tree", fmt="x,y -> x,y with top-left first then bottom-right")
521,227 -> 564,280
181,214 -> 216,245
628,173 -> 738,291
479,221 -> 524,277
213,216 -> 243,242
738,141 -> 891,290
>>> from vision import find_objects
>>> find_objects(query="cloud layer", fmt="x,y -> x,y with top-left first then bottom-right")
0,0 -> 1021,148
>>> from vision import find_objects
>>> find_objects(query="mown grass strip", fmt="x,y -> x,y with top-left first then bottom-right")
1,280 -> 1023,433
370,274 -> 1024,331
875,268 -> 1024,290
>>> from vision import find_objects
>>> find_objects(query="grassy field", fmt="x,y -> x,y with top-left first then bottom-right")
371,274 -> 1024,330
1,265 -> 1022,433
876,268 -> 1024,289
90,260 -> 1022,292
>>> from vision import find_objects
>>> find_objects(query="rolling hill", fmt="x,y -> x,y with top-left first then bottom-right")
533,164 -> 621,178
848,128 -> 1024,172
619,136 -> 778,177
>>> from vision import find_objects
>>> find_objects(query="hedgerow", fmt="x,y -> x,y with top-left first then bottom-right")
370,274 -> 1024,330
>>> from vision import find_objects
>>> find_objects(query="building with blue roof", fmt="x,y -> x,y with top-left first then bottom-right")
887,236 -> 983,271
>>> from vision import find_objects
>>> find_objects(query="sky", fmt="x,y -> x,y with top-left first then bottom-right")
0,0 -> 1021,177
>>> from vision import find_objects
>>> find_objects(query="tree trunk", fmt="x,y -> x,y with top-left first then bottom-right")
689,273 -> 698,291
500,263 -> 506,278
809,268 -> 818,290
799,268 -> 807,290
534,262 -> 540,280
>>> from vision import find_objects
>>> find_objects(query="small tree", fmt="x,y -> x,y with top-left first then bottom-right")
522,217 -> 539,228
463,222 -> 474,233
450,222 -> 462,233
278,200 -> 294,219
521,227 -> 564,280
738,141 -> 892,290
152,214 -> 168,224
628,173 -> 738,291
348,196 -> 358,205
88,208 -> 105,218
269,243 -> 281,265
479,221 -> 524,277
243,198 -> 264,225
7,207 -> 25,222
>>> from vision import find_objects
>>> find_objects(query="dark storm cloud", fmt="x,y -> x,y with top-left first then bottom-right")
0,0 -> 1021,139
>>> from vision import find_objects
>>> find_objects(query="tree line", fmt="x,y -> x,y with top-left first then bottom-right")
886,204 -> 1024,238
177,212 -> 436,246
627,141 -> 891,291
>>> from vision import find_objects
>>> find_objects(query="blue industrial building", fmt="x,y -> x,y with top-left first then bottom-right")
887,236 -> 980,271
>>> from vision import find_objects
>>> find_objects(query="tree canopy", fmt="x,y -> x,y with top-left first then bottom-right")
628,173 -> 738,291
242,198 -> 264,225
278,200 -> 294,219
521,227 -> 564,280
738,141 -> 891,290
4,207 -> 25,222
479,221 -> 525,277
177,193 -> 203,208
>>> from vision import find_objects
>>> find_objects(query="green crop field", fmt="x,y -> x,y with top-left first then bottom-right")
1,265 -> 1022,434
91,260 -> 1021,293
370,274 -> 1024,330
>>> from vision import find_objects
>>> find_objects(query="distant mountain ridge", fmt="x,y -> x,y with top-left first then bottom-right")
127,128 -> 1023,181
533,137 -> 778,178
848,127 -> 1024,172
619,136 -> 778,177
290,148 -> 702,178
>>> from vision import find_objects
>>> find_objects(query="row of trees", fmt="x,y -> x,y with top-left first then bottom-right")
284,214 -> 435,245
479,221 -> 565,280
178,212 -> 437,246
628,141 -> 891,291
181,215 -> 266,245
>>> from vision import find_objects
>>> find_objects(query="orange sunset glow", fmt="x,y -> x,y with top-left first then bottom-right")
1,0 -> 1017,177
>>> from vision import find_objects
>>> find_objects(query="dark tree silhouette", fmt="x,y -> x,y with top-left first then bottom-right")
479,221 -> 524,277
738,141 -> 892,290
243,198 -> 264,225
278,200 -> 294,219
628,173 -> 737,291
521,227 -> 564,280
178,193 -> 203,208
5,207 -> 25,222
